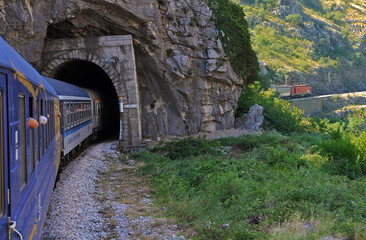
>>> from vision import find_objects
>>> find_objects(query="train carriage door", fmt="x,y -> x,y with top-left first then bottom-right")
0,73 -> 9,239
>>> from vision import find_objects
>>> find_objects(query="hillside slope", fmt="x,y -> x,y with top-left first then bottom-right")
237,0 -> 366,95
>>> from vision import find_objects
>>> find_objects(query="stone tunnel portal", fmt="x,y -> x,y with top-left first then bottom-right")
52,60 -> 120,138
41,36 -> 141,147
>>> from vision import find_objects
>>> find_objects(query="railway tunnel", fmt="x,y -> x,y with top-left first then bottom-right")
52,60 -> 120,138
41,35 -> 142,147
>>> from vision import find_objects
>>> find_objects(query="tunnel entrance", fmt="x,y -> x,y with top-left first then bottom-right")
53,60 -> 120,139
41,36 -> 141,147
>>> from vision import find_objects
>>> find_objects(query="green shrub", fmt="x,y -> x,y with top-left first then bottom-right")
319,128 -> 362,179
298,0 -> 324,12
286,14 -> 303,27
236,81 -> 307,133
206,0 -> 260,85
152,137 -> 220,160
354,131 -> 366,174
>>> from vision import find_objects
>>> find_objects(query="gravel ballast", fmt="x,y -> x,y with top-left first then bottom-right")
41,142 -> 111,240
41,141 -> 186,240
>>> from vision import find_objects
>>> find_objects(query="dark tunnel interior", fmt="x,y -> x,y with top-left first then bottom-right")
53,60 -> 120,139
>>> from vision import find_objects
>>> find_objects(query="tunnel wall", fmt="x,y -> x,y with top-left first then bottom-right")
40,35 -> 141,146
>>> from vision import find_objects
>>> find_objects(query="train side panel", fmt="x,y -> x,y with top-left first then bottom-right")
59,99 -> 92,156
63,120 -> 92,155
0,71 -> 9,240
0,36 -> 61,240
5,70 -> 60,240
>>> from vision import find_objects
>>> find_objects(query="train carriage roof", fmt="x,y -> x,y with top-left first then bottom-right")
0,36 -> 57,96
43,77 -> 90,99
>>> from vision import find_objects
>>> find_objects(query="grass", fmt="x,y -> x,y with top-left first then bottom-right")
134,132 -> 366,239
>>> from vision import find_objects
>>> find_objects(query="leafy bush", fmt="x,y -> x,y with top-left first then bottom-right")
286,14 -> 303,27
236,81 -> 307,133
319,128 -> 363,179
355,132 -> 366,174
298,0 -> 324,12
206,0 -> 260,86
152,137 -> 221,160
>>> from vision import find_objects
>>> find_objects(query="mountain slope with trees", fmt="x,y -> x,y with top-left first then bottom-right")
236,0 -> 366,94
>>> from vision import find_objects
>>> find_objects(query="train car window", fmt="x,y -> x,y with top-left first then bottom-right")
63,103 -> 66,130
76,103 -> 79,124
67,103 -> 70,130
51,101 -> 54,140
65,103 -> 67,130
75,103 -> 77,125
78,103 -> 81,123
36,99 -> 40,162
93,102 -> 96,116
47,100 -> 50,143
47,100 -> 50,145
19,95 -> 27,188
41,99 -> 44,156
50,101 -> 53,141
47,101 -> 50,146
70,103 -> 73,127
79,103 -> 82,123
29,97 -> 35,173
0,91 -> 4,216
71,103 -> 74,127
82,103 -> 85,121
47,100 -> 50,146
81,103 -> 84,122
45,100 -> 48,150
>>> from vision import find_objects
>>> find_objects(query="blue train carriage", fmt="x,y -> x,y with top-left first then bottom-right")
44,78 -> 92,160
0,37 -> 62,240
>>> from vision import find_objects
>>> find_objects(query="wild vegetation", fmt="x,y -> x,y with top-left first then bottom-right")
206,0 -> 260,85
132,82 -> 366,239
233,0 -> 366,74
126,1 -> 366,238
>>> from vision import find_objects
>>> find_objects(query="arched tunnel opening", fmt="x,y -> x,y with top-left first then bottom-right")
52,60 -> 120,139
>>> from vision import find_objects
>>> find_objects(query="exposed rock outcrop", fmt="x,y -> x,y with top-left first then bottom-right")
0,0 -> 240,139
234,104 -> 264,132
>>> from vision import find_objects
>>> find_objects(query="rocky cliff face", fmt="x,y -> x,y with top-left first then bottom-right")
0,0 -> 240,138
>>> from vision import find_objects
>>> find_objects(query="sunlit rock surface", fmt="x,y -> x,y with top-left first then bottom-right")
1,0 -> 241,138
